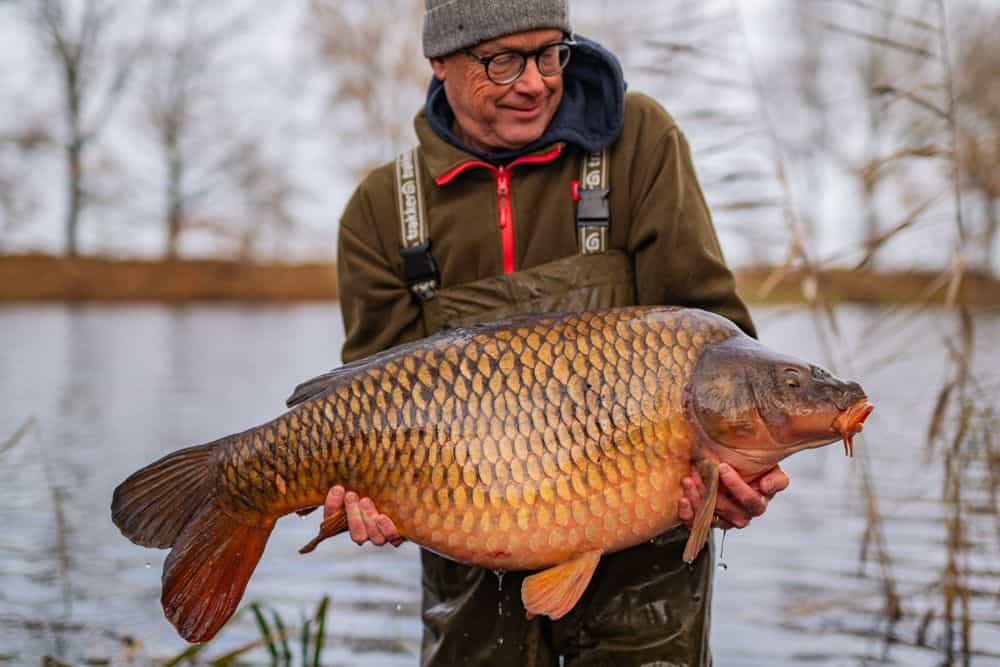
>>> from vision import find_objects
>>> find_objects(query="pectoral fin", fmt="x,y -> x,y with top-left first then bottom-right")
299,509 -> 348,554
522,549 -> 601,621
683,459 -> 720,563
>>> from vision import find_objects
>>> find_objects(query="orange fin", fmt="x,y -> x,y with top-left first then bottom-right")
111,443 -> 216,548
111,437 -> 273,643
521,549 -> 601,621
683,459 -> 720,563
162,502 -> 274,643
299,509 -> 348,554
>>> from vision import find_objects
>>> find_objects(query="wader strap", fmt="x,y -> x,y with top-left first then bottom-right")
396,148 -> 438,302
577,148 -> 610,254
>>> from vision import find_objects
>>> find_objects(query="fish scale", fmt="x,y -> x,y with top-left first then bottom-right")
112,306 -> 872,642
210,309 -> 730,571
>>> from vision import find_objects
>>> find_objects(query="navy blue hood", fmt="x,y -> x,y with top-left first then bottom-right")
424,35 -> 626,164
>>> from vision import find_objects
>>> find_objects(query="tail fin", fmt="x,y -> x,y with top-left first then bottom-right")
112,443 -> 217,548
111,441 -> 274,643
162,501 -> 273,642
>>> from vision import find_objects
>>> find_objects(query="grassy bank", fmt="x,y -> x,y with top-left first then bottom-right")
2,253 -> 998,305
0,254 -> 338,302
733,266 -> 1000,306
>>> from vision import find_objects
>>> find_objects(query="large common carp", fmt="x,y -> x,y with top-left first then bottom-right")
111,306 -> 872,643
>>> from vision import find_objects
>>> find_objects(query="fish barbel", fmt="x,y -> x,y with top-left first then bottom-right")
111,306 -> 872,642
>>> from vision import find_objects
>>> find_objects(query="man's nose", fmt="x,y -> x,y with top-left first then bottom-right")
513,57 -> 546,95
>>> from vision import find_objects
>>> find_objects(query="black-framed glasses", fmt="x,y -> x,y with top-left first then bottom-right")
464,39 -> 574,85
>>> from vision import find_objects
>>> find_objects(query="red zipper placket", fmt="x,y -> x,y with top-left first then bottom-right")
496,167 -> 514,273
436,144 -> 563,275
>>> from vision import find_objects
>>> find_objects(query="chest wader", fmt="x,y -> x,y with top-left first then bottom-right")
396,148 -> 714,667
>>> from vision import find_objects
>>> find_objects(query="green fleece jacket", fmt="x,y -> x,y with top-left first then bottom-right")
337,91 -> 754,362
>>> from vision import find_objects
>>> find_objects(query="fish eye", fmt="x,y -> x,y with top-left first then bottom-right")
784,368 -> 801,388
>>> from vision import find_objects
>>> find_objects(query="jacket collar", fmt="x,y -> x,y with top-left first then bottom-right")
417,34 -> 626,180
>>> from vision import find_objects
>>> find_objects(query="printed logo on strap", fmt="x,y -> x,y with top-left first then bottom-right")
397,148 -> 425,246
395,148 -> 438,302
577,149 -> 609,255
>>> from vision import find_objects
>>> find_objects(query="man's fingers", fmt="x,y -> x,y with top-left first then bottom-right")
714,492 -> 752,529
718,463 -> 768,517
344,492 -> 368,544
689,466 -> 706,495
678,497 -> 694,527
677,497 -> 736,530
359,497 -> 386,546
324,485 -> 346,518
681,476 -> 703,509
754,466 -> 790,498
376,515 -> 404,547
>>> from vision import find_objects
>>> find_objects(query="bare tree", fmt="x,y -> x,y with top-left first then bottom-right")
638,1 -> 787,268
305,0 -> 427,177
0,123 -> 52,250
820,1 -> 936,267
142,0 -> 249,259
953,5 -> 1000,274
229,139 -> 298,263
789,1 -> 831,247
20,0 -> 147,256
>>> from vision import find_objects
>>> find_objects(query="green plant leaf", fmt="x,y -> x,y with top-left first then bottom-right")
312,596 -> 330,667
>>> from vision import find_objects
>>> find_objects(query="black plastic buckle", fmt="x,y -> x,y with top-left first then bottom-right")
400,241 -> 439,300
576,187 -> 610,228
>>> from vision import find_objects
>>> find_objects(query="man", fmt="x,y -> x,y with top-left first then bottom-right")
324,1 -> 789,664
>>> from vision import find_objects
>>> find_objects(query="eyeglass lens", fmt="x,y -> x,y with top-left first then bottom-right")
489,44 -> 571,84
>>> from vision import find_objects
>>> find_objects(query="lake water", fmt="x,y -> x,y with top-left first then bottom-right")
1,304 -> 997,666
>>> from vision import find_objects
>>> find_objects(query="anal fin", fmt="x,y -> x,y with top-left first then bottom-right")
522,549 -> 601,621
299,509 -> 348,554
683,459 -> 720,563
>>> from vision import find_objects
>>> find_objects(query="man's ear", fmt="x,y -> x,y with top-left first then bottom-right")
430,57 -> 447,81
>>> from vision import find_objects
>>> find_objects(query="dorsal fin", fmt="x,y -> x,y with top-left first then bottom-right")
285,312 -> 565,407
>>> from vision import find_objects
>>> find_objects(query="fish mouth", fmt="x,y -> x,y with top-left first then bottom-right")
832,399 -> 873,457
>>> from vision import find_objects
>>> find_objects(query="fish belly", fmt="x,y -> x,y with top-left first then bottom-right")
228,308 -> 739,567
394,453 -> 692,571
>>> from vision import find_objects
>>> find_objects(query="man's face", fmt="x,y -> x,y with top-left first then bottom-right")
430,28 -> 565,153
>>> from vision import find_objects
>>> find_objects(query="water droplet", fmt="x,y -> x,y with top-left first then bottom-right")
395,603 -> 402,611
493,569 -> 505,591
717,529 -> 729,571
497,636 -> 505,646
559,655 -> 565,667
144,562 -> 151,569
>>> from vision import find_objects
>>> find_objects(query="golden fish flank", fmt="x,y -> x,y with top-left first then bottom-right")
111,306 -> 873,643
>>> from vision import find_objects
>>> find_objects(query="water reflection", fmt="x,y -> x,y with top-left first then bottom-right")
0,304 -> 996,665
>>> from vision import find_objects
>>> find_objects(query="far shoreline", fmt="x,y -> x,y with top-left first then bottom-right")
2,253 -> 997,306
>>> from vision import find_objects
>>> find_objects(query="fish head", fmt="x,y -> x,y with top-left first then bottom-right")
690,336 -> 873,471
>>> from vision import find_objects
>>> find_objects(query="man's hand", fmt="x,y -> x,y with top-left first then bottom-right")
325,485 -> 404,547
678,463 -> 789,530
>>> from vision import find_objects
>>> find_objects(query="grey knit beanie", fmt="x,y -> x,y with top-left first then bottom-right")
423,0 -> 572,58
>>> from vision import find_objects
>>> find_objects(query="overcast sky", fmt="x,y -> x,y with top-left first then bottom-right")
0,1 -> 990,272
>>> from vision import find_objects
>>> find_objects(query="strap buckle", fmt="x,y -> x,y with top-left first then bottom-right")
400,241 -> 439,302
577,187 -> 610,228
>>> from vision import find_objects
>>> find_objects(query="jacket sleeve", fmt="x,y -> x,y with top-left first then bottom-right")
627,124 -> 757,338
337,180 -> 426,363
